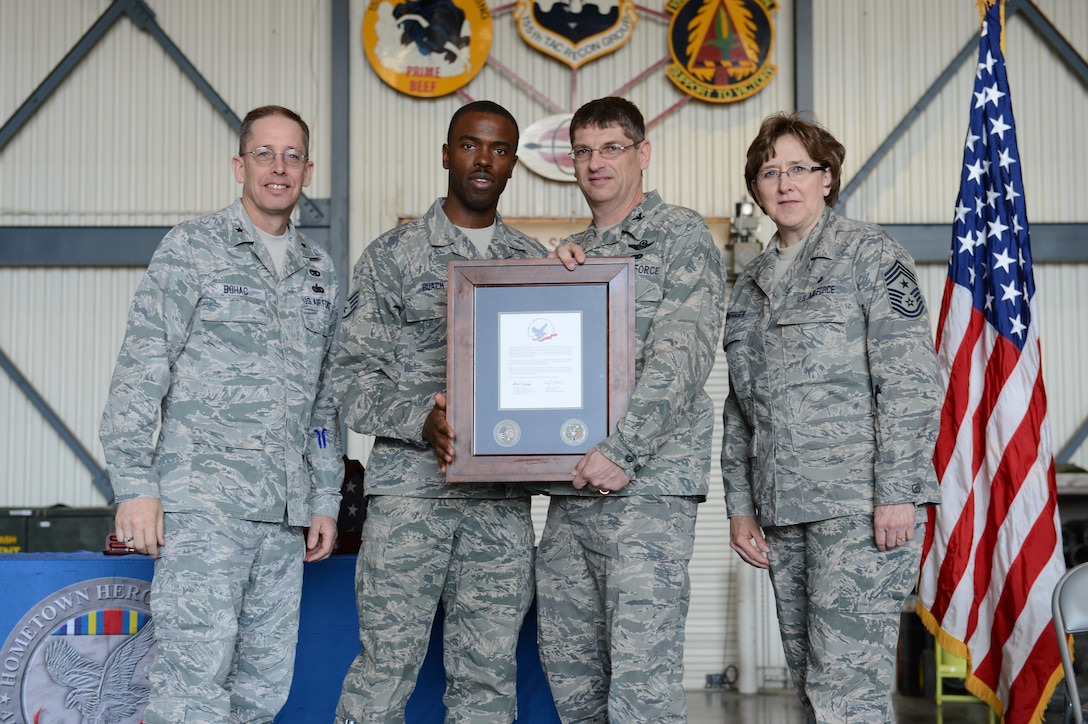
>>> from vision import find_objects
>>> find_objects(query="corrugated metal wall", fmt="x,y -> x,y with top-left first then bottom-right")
1,0 -> 332,507
1,0 -> 1086,693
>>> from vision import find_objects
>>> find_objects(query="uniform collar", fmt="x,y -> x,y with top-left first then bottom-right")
227,199 -> 320,280
581,190 -> 664,252
748,206 -> 837,296
424,197 -> 537,256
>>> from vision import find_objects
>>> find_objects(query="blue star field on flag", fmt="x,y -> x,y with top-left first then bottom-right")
949,7 -> 1033,351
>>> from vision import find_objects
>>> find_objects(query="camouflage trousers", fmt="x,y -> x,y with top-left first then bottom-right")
535,495 -> 698,724
145,512 -> 304,724
335,495 -> 535,724
764,510 -> 924,724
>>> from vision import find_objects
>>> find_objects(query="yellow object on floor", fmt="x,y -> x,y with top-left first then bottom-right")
934,644 -> 996,724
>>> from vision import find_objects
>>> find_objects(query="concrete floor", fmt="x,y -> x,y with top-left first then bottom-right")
685,689 -> 1074,723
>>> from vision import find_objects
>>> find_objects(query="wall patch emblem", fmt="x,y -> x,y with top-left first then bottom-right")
515,0 -> 638,68
665,0 -> 777,103
518,113 -> 576,182
1,577 -> 155,724
362,0 -> 493,97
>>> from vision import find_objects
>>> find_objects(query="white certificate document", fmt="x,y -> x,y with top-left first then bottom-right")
498,311 -> 583,410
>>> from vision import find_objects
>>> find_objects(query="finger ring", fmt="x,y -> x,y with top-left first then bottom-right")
121,536 -> 133,543
599,489 -> 610,495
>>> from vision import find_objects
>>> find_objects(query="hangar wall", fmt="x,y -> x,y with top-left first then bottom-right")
1,0 -> 1086,691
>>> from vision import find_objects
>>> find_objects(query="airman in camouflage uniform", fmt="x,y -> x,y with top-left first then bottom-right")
332,101 -> 547,724
101,106 -> 343,723
722,113 -> 941,724
540,97 -> 727,723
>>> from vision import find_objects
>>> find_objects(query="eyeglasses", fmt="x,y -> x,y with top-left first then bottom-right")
756,165 -> 827,184
244,147 -> 309,168
567,141 -> 642,162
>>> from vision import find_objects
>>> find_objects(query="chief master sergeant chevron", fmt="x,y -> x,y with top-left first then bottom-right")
99,105 -> 343,723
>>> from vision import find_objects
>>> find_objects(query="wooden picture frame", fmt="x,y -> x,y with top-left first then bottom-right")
446,257 -> 635,482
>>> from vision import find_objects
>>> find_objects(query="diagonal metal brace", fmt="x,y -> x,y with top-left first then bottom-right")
0,346 -> 113,503
0,0 -> 324,223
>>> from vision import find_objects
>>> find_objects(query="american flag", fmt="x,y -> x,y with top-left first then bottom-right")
916,1 -> 1066,722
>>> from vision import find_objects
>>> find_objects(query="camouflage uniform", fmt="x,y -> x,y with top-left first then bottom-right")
536,191 -> 727,723
333,198 -> 546,724
721,208 -> 941,723
100,199 -> 343,722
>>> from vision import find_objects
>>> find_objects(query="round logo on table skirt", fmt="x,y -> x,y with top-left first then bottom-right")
1,577 -> 155,724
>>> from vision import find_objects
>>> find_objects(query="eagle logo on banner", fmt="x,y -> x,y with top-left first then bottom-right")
514,0 -> 638,68
363,0 -> 493,97
665,0 -> 777,103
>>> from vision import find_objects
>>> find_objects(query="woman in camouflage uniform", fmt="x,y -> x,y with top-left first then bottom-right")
721,112 -> 942,723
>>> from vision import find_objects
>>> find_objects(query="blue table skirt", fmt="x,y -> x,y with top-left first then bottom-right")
0,553 -> 559,723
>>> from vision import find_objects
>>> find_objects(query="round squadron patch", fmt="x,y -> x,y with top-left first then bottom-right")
665,0 -> 778,103
494,420 -> 522,447
518,113 -> 576,182
362,0 -> 492,97
560,419 -> 589,446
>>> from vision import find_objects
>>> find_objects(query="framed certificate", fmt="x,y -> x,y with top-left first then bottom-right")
446,257 -> 635,482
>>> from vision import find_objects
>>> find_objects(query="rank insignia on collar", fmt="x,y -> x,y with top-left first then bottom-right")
665,0 -> 778,103
514,0 -> 638,68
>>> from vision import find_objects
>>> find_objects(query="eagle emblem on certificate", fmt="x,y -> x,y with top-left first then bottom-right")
665,0 -> 777,102
514,0 -> 638,68
362,0 -> 493,97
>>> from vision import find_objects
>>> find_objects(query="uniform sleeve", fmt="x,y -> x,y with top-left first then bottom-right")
596,215 -> 727,476
333,242 -> 431,446
99,227 -> 201,502
721,386 -> 756,517
306,273 -> 345,519
858,232 -> 942,506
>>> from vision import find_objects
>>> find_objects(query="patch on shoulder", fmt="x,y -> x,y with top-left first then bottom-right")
884,260 -> 926,319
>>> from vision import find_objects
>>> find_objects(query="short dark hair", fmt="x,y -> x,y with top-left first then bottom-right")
745,112 -> 846,208
447,100 -> 519,147
238,105 -> 310,156
569,97 -> 645,145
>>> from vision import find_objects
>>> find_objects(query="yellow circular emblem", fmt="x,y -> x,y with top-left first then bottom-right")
362,0 -> 493,98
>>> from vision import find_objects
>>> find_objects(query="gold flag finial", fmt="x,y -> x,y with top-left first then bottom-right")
976,0 -> 996,27
976,0 -> 1006,56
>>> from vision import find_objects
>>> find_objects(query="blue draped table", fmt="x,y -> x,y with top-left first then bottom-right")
0,552 -> 559,723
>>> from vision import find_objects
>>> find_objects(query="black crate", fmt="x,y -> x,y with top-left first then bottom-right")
26,506 -> 116,553
0,508 -> 33,553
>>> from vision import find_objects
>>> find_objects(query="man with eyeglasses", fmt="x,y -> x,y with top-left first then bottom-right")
544,96 -> 727,722
101,105 -> 342,723
331,100 -> 546,724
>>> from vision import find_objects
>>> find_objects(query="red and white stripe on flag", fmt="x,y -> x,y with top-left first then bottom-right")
915,1 -> 1066,722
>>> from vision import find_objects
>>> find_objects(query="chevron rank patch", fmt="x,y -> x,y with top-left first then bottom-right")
884,259 -> 926,319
